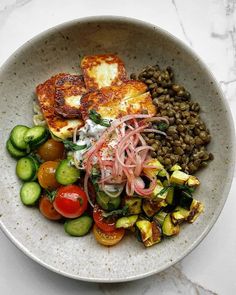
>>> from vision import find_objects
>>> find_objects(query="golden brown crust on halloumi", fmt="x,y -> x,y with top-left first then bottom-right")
36,74 -> 84,139
81,54 -> 127,91
54,74 -> 86,118
80,80 -> 156,119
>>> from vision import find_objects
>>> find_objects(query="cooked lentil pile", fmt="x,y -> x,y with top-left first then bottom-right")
130,65 -> 214,174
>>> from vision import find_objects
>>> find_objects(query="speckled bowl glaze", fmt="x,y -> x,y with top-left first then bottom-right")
0,16 -> 234,282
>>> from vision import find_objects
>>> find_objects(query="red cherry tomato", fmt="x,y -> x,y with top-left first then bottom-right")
53,185 -> 88,218
39,195 -> 62,221
93,205 -> 117,232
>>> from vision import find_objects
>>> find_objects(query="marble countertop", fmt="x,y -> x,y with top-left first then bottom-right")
0,0 -> 235,294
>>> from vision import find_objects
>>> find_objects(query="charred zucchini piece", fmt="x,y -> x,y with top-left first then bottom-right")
171,206 -> 190,224
165,186 -> 175,205
162,213 -> 180,236
187,199 -> 204,223
152,180 -> 167,199
170,164 -> 182,171
116,215 -> 138,229
158,168 -> 168,178
144,220 -> 162,247
170,170 -> 190,185
179,191 -> 193,210
153,210 -> 168,226
143,159 -> 163,178
142,198 -> 167,217
136,220 -> 152,242
124,197 -> 142,214
187,176 -> 200,187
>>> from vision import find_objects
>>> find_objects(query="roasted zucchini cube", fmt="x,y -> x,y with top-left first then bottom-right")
142,198 -> 167,217
136,219 -> 162,247
187,175 -> 200,187
162,213 -> 180,236
153,210 -> 168,226
171,206 -> 190,224
124,197 -> 142,214
144,220 -> 162,247
116,215 -> 138,229
170,171 -> 190,185
136,220 -> 152,242
187,199 -> 204,223
143,159 -> 164,178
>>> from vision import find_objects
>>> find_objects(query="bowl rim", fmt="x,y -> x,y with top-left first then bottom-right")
0,15 -> 235,283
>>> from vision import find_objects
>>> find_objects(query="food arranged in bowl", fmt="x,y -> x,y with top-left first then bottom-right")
6,54 -> 213,248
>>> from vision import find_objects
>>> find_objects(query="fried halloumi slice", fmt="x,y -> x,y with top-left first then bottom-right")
36,74 -> 84,139
54,74 -> 87,118
81,54 -> 127,91
80,80 -> 156,120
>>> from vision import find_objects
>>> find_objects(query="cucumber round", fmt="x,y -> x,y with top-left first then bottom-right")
24,126 -> 48,147
6,139 -> 28,158
10,125 -> 29,150
55,159 -> 80,185
64,215 -> 93,237
20,182 -> 41,206
16,157 -> 37,181
96,191 -> 121,211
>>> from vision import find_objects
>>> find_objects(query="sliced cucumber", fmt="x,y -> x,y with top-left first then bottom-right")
55,159 -> 80,185
10,125 -> 29,150
20,182 -> 41,206
24,126 -> 48,147
64,215 -> 93,236
96,191 -> 121,211
16,157 -> 37,181
6,139 -> 28,158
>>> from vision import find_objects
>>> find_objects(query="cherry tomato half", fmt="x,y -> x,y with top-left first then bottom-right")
38,161 -> 60,190
37,139 -> 65,161
39,195 -> 62,221
53,185 -> 88,218
93,205 -> 117,232
93,224 -> 125,246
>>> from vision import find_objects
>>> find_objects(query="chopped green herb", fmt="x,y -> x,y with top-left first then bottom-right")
156,184 -> 194,197
102,205 -> 129,218
63,140 -> 87,152
89,109 -> 111,127
45,190 -> 57,202
157,186 -> 170,196
90,168 -> 101,192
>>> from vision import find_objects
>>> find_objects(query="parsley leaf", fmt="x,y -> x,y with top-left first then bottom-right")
89,109 -> 111,127
45,190 -> 57,202
156,184 -> 195,197
102,205 -> 129,218
63,140 -> 87,151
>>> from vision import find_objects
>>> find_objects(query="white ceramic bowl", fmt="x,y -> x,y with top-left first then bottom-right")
0,16 -> 235,282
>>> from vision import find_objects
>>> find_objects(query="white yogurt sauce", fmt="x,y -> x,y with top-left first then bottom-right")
74,119 -> 112,163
